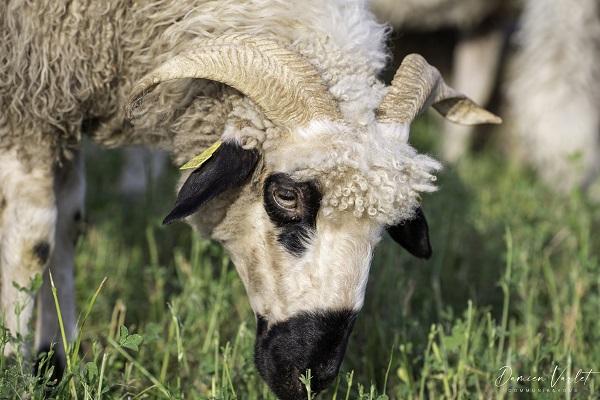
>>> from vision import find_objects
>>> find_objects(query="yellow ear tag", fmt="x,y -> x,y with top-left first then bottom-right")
180,140 -> 223,170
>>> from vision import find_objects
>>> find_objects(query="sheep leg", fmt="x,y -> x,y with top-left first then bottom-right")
441,28 -> 504,162
0,150 -> 57,357
34,152 -> 84,374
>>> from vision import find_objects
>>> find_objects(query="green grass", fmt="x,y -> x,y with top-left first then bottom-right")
2,127 -> 600,399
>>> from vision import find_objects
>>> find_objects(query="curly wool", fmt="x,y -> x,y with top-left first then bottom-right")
218,97 -> 441,225
315,139 -> 440,224
1,0 -> 388,161
2,0 -> 441,224
256,120 -> 441,225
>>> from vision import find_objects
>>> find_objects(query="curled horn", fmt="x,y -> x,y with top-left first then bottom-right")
377,54 -> 501,125
126,34 -> 341,127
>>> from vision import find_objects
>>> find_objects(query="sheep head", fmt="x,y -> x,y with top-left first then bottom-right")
127,34 -> 500,400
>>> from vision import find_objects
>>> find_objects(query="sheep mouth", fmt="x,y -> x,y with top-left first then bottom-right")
254,310 -> 357,399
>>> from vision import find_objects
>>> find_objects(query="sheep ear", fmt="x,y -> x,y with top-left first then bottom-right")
387,207 -> 432,259
163,142 -> 259,224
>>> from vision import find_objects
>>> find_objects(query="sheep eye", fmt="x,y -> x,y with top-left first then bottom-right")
264,173 -> 322,256
272,187 -> 299,210
264,173 -> 321,229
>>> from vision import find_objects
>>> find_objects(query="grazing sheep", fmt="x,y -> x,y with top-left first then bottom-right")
506,0 -> 600,192
0,0 -> 499,397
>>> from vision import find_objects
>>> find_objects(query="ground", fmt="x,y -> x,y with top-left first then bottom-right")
1,118 -> 599,399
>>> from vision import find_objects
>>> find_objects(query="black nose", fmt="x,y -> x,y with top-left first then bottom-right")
254,310 -> 358,400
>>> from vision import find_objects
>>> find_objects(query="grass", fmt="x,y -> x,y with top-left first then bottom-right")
1,122 -> 600,399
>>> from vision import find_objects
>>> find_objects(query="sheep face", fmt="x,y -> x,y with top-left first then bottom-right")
165,118 -> 439,399
212,167 -> 380,399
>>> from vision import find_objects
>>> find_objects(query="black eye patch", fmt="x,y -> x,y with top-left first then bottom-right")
263,173 -> 321,256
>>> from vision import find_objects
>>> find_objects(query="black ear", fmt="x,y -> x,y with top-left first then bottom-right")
163,142 -> 259,224
387,207 -> 432,259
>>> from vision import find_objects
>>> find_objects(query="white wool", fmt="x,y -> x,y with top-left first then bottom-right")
218,90 -> 441,226
377,122 -> 411,143
262,120 -> 442,225
224,111 -> 442,227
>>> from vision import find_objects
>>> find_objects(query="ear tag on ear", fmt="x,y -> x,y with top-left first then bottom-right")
180,140 -> 223,170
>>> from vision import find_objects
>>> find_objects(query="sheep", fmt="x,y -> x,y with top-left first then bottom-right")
505,0 -> 600,193
0,1 -> 499,398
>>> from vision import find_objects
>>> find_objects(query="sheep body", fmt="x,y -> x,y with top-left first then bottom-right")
0,0 -> 388,166
506,0 -> 600,191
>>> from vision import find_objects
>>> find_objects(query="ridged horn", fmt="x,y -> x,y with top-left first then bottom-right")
126,34 -> 341,127
377,54 -> 502,125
